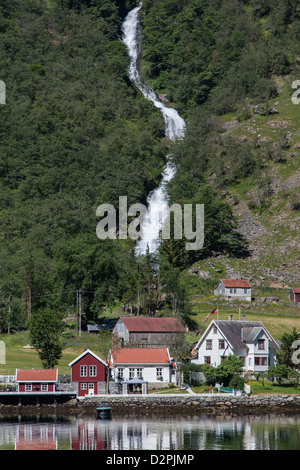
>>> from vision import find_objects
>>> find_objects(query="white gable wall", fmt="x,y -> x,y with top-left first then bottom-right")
192,323 -> 236,367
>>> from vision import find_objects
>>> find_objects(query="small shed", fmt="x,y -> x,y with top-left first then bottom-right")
16,369 -> 58,393
290,288 -> 300,304
87,324 -> 100,334
122,378 -> 148,395
69,349 -> 107,397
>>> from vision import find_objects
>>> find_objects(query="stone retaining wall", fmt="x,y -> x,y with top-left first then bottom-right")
79,394 -> 300,415
2,394 -> 300,416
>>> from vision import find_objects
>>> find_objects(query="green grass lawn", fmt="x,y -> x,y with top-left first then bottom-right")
189,381 -> 300,395
0,329 -> 112,375
246,381 -> 300,395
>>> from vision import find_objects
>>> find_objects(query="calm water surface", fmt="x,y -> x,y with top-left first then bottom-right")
0,413 -> 300,450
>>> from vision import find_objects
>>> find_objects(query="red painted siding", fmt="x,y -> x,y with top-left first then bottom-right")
18,383 -> 55,392
71,352 -> 106,397
290,289 -> 300,303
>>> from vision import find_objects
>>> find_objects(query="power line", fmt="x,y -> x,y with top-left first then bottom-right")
0,288 -> 124,304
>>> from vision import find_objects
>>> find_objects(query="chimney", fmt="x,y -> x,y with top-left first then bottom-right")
228,314 -> 233,321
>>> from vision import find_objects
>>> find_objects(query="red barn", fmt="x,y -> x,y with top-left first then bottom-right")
16,369 -> 58,393
290,288 -> 300,304
69,349 -> 107,397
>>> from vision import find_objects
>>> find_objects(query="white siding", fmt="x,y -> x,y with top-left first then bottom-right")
112,364 -> 171,384
192,321 -> 276,373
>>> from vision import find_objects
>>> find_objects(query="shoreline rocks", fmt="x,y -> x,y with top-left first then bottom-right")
81,394 -> 300,415
1,395 -> 300,417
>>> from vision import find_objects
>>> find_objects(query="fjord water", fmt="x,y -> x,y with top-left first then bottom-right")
1,414 -> 300,450
121,4 -> 186,255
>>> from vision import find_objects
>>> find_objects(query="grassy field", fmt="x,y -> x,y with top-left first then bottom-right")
1,304 -> 300,377
0,329 -> 112,375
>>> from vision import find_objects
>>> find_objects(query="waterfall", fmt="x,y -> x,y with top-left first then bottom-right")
121,4 -> 186,255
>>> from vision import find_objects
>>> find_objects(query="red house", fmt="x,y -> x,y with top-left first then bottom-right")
16,369 -> 58,393
71,418 -> 106,450
69,349 -> 107,397
290,288 -> 300,304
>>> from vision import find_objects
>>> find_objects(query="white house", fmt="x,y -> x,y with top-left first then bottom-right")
109,347 -> 176,390
214,279 -> 252,301
191,318 -> 279,373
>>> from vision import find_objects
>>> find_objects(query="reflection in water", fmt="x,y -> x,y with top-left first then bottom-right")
1,414 -> 300,450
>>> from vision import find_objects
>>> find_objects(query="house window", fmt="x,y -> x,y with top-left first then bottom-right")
89,365 -> 97,377
244,288 -> 247,294
41,384 -> 48,391
204,356 -> 211,364
129,368 -> 135,379
206,339 -> 212,350
213,326 -> 217,334
258,339 -> 265,350
117,368 -> 124,379
80,365 -> 88,377
255,357 -> 268,366
219,339 -> 225,349
136,368 -> 143,378
25,384 -> 32,391
81,383 -> 87,390
156,368 -> 163,380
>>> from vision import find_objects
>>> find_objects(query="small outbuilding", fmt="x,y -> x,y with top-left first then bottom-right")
16,369 -> 58,393
290,288 -> 300,304
122,377 -> 148,395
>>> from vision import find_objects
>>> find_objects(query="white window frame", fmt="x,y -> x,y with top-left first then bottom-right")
80,365 -> 88,377
25,384 -> 32,392
89,365 -> 97,377
81,383 -> 87,390
41,383 -> 48,392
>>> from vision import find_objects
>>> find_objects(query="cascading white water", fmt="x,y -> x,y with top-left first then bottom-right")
121,3 -> 186,255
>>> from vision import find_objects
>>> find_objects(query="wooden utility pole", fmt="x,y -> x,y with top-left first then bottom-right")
79,289 -> 82,337
27,286 -> 31,319
76,290 -> 79,336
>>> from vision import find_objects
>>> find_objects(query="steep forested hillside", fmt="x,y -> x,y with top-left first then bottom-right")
0,0 -> 171,328
139,0 -> 300,293
0,0 -> 299,334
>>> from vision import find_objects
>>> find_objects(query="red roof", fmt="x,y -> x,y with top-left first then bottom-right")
119,317 -> 185,333
221,279 -> 251,288
291,288 -> 300,294
16,369 -> 58,382
111,348 -> 170,364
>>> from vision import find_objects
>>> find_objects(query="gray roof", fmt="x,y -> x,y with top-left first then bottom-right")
241,326 -> 262,342
87,324 -> 99,333
123,378 -> 147,384
213,320 -> 279,351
